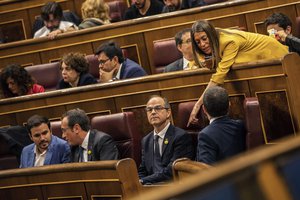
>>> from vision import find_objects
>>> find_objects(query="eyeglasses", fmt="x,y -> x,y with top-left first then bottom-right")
181,39 -> 191,44
145,105 -> 169,113
99,58 -> 110,65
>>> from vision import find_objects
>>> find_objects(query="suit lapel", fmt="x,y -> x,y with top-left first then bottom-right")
28,147 -> 35,167
179,58 -> 184,70
162,125 -> 173,156
44,136 -> 54,165
87,130 -> 95,161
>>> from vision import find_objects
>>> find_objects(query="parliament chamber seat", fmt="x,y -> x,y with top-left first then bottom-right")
85,54 -> 100,80
0,158 -> 142,200
152,38 -> 182,73
176,101 -> 209,149
108,0 -> 127,22
25,62 -> 62,91
91,112 -> 142,166
50,120 -> 62,138
295,16 -> 300,38
243,97 -> 265,150
172,157 -> 211,182
0,127 -> 19,170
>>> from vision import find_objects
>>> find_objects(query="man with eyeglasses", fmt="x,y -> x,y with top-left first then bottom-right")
95,41 -> 147,83
61,108 -> 119,162
138,95 -> 194,185
164,28 -> 197,72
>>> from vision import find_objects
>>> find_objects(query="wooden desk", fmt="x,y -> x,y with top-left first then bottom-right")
0,0 -> 299,74
0,53 -> 299,143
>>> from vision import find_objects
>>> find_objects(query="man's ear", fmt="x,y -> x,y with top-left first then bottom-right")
286,25 -> 292,35
112,55 -> 119,65
177,44 -> 183,53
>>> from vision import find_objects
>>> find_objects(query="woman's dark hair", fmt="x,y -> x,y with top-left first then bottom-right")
60,52 -> 89,74
191,20 -> 220,69
41,1 -> 63,21
0,64 -> 34,98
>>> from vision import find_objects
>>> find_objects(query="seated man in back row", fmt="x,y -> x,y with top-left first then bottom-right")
139,95 -> 194,184
196,86 -> 246,164
164,28 -> 197,72
264,13 -> 300,55
34,1 -> 78,39
95,41 -> 147,83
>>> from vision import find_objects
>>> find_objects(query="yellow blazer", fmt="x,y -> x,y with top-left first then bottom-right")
200,29 -> 289,84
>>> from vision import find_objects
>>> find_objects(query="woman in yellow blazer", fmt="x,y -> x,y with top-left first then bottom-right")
188,20 -> 288,126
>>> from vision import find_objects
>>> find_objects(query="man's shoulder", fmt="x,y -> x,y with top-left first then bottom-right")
124,59 -> 141,68
22,143 -> 35,153
50,135 -> 68,146
34,26 -> 48,38
164,58 -> 183,72
90,129 -> 112,140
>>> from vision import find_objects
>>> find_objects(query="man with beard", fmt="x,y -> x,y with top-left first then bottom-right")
34,1 -> 77,39
124,0 -> 164,20
20,115 -> 71,168
138,95 -> 194,185
162,0 -> 206,13
265,13 -> 300,55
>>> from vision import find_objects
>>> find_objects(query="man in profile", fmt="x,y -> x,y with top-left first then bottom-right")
196,86 -> 246,164
265,13 -> 300,55
61,108 -> 119,162
34,1 -> 77,39
20,115 -> 70,168
138,95 -> 194,185
95,41 -> 147,83
124,0 -> 164,20
164,28 -> 197,72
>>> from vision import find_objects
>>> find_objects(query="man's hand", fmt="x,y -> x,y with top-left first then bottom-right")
99,68 -> 117,83
47,29 -> 63,40
275,30 -> 288,42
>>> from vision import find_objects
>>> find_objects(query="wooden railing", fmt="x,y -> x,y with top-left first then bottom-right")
0,0 -> 299,74
0,158 -> 142,200
0,53 -> 299,142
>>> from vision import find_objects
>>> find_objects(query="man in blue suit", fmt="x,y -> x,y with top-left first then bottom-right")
20,115 -> 70,168
138,95 -> 194,185
95,41 -> 147,83
196,86 -> 246,164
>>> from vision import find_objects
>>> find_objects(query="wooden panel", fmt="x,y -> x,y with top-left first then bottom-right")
245,5 -> 297,34
0,186 -> 43,200
0,53 -> 40,69
257,91 -> 295,143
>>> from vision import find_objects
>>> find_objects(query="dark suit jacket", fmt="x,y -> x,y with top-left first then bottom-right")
57,73 -> 97,89
20,135 -> 71,168
120,59 -> 147,79
71,129 -> 119,162
164,58 -> 184,72
138,124 -> 194,184
196,116 -> 246,164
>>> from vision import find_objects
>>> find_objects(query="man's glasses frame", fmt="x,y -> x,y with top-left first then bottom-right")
99,58 -> 110,65
145,105 -> 169,113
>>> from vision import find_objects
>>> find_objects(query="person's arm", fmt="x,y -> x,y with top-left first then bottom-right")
97,134 -> 119,160
61,143 -> 71,163
187,80 -> 218,126
285,35 -> 300,54
188,40 -> 239,126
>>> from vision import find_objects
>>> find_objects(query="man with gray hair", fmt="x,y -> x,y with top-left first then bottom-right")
196,86 -> 246,164
61,108 -> 119,162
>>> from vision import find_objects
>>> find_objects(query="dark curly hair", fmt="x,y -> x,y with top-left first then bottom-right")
60,52 -> 89,74
0,64 -> 34,98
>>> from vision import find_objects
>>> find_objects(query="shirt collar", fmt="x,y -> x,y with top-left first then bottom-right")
183,57 -> 189,70
115,63 -> 123,80
154,122 -> 170,139
34,145 -> 47,156
81,130 -> 90,150
209,115 -> 226,124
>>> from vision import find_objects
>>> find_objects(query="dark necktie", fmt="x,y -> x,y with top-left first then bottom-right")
153,135 -> 162,173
